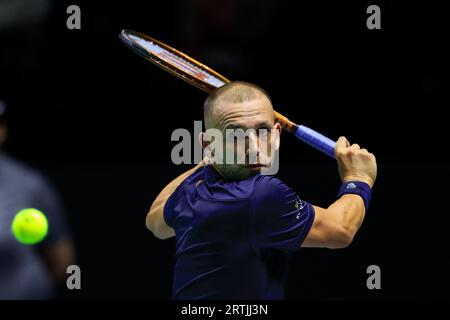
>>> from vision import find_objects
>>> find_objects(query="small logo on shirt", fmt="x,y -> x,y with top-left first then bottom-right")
295,200 -> 306,219
346,182 -> 357,189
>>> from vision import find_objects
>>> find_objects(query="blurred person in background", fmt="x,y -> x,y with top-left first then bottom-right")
0,99 -> 75,299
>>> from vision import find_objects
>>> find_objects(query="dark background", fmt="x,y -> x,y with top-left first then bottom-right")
0,0 -> 449,299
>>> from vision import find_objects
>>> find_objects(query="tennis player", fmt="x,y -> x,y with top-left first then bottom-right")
146,81 -> 377,299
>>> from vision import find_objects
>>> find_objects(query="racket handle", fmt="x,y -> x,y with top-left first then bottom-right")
294,125 -> 336,159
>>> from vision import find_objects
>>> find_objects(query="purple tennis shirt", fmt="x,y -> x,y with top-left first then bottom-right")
163,165 -> 315,300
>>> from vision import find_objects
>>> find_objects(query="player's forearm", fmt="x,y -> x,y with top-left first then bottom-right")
327,194 -> 366,237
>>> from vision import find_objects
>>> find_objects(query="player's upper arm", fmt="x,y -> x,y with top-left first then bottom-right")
302,205 -> 355,249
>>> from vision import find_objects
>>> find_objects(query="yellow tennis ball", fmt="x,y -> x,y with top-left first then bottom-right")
11,208 -> 48,245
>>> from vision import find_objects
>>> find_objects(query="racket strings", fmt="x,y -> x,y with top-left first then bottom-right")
129,34 -> 226,88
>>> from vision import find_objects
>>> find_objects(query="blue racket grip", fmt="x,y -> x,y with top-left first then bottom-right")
294,125 -> 336,159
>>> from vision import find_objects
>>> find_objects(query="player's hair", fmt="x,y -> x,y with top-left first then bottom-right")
203,81 -> 272,128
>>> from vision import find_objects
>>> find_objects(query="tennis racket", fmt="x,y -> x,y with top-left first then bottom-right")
119,29 -> 336,158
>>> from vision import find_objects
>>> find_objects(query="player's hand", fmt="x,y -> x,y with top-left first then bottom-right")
335,136 -> 377,188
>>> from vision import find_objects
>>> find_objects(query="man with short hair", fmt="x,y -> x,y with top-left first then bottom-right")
146,81 -> 377,299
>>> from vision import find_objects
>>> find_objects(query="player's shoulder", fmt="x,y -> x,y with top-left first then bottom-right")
251,174 -> 295,204
253,174 -> 292,194
168,165 -> 206,200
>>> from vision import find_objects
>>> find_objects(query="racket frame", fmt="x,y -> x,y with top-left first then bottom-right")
120,30 -> 230,93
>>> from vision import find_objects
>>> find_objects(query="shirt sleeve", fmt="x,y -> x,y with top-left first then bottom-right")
249,175 -> 315,253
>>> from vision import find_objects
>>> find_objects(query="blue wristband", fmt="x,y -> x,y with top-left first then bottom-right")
337,181 -> 372,211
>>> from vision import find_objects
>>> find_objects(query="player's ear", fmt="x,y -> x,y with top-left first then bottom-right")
273,122 -> 281,150
274,122 -> 282,134
199,131 -> 215,165
198,132 -> 210,149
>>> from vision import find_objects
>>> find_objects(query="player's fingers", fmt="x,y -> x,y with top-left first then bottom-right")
350,144 -> 361,150
335,136 -> 350,157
